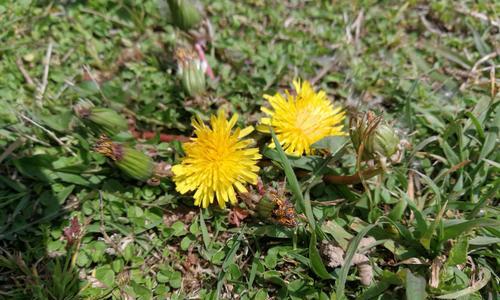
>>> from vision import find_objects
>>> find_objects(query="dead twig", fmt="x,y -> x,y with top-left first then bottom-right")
459,52 -> 498,91
310,55 -> 338,86
310,199 -> 345,206
455,5 -> 500,29
0,137 -> 25,164
35,41 -> 53,106
99,191 -> 123,256
19,114 -> 77,157
15,58 -> 35,87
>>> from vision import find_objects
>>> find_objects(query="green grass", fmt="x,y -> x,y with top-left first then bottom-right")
0,0 -> 499,299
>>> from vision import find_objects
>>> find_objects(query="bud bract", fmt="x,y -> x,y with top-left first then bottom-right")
167,0 -> 202,30
74,101 -> 128,136
350,112 -> 400,161
94,136 -> 154,181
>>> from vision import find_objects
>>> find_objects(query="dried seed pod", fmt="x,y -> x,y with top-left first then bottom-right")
94,136 -> 154,181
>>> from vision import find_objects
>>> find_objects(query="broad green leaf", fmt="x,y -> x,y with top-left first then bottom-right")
405,270 -> 427,300
439,138 -> 460,166
199,209 -> 210,249
401,191 -> 428,235
250,225 -> 294,238
464,112 -> 485,140
446,236 -> 468,266
321,220 -> 353,249
468,236 -> 500,246
442,218 -> 500,241
420,201 -> 447,250
435,268 -> 491,299
423,43 -> 472,69
247,250 -> 260,289
387,198 -> 407,222
95,265 -> 115,288
359,271 -> 403,300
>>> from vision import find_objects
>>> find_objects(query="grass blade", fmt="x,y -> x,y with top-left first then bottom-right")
216,231 -> 243,299
442,218 -> 500,241
270,129 -> 316,229
335,223 -> 377,299
199,209 -> 210,249
309,231 -> 333,280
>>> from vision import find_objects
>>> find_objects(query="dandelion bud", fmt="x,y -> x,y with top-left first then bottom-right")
181,62 -> 206,97
255,194 -> 275,220
175,47 -> 206,97
74,101 -> 128,135
240,186 -> 297,228
368,123 -> 399,159
94,136 -> 154,181
350,111 -> 400,161
167,0 -> 202,30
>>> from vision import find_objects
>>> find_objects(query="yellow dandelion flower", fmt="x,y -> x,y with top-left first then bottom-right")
172,110 -> 261,208
258,79 -> 346,155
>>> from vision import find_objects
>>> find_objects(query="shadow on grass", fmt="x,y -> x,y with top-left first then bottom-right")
0,159 -> 82,299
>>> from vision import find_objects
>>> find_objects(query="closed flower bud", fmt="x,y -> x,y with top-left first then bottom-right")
181,62 -> 206,97
94,136 -> 154,181
255,194 -> 275,220
87,108 -> 129,135
368,123 -> 399,158
175,47 -> 206,97
167,0 -> 202,30
350,112 -> 400,161
74,101 -> 128,136
240,183 -> 297,228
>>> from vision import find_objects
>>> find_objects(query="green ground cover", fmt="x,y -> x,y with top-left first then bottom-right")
0,1 -> 498,299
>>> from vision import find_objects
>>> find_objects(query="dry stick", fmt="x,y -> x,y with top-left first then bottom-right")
15,58 -> 36,87
35,41 -> 53,106
99,191 -> 123,256
491,62 -> 497,98
455,5 -> 500,28
20,133 -> 51,147
310,56 -> 338,86
407,170 -> 415,222
19,114 -> 77,157
310,199 -> 345,206
82,65 -> 109,102
0,137 -> 25,164
353,9 -> 364,50
460,52 -> 498,91
79,7 -> 135,29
